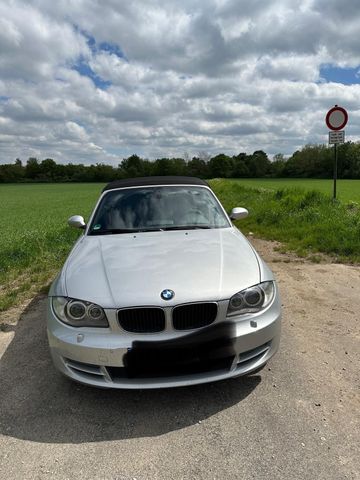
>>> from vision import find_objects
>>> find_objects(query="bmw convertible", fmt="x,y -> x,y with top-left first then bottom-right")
47,176 -> 281,388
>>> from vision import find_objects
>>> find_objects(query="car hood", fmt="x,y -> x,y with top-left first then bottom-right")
63,228 -> 260,308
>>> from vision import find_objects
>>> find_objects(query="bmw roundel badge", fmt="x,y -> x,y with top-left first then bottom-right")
161,289 -> 175,300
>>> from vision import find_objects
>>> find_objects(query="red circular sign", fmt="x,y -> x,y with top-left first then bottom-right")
325,106 -> 348,131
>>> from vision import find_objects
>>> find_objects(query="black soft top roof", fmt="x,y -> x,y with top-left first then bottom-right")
102,176 -> 209,192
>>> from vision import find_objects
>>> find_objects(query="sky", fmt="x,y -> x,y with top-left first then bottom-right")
1,0 -> 360,165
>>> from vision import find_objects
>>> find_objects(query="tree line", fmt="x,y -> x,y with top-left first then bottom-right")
1,142 -> 360,183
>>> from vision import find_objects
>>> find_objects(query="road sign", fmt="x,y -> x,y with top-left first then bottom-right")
325,105 -> 348,131
329,130 -> 345,144
325,105 -> 348,200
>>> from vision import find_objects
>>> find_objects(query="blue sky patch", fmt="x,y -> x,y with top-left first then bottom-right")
71,26 -> 126,89
320,65 -> 360,85
72,57 -> 111,90
73,25 -> 96,54
75,26 -> 125,58
99,41 -> 125,59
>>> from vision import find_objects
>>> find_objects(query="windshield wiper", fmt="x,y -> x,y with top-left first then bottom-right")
90,227 -> 164,235
90,226 -> 212,235
135,228 -> 164,232
90,228 -> 138,235
162,225 -> 212,231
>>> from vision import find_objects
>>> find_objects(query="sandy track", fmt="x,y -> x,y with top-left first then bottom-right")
0,238 -> 359,479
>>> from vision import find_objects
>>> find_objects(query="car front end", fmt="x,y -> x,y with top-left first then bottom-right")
47,281 -> 281,389
47,178 -> 281,389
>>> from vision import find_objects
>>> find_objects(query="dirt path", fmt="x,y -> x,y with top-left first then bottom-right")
0,238 -> 359,480
251,238 -> 360,476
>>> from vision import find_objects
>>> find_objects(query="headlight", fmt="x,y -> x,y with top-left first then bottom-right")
51,297 -> 109,327
227,281 -> 275,317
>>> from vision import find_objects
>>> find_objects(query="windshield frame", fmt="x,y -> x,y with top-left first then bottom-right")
85,184 -> 232,235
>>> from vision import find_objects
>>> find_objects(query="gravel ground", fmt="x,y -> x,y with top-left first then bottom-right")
0,238 -> 359,480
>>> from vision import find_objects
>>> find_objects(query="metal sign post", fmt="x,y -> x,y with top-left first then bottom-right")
325,105 -> 348,200
334,143 -> 337,199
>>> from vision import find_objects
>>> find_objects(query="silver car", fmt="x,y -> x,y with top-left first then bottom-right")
47,176 -> 281,389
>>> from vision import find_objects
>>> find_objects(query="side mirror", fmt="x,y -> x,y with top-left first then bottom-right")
68,215 -> 86,229
230,207 -> 248,220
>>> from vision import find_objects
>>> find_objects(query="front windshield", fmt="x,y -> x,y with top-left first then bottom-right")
88,185 -> 230,234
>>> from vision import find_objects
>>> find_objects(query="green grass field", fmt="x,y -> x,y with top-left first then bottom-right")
0,184 -> 104,312
230,179 -> 360,203
0,179 -> 359,312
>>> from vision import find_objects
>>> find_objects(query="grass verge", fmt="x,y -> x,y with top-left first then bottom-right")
0,183 -> 103,312
227,178 -> 360,203
211,179 -> 360,263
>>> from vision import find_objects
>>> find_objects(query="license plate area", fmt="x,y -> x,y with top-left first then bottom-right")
121,322 -> 237,378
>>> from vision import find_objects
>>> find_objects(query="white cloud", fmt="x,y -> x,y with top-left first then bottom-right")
0,0 -> 360,164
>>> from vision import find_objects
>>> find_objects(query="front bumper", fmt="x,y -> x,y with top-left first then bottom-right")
47,295 -> 281,389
